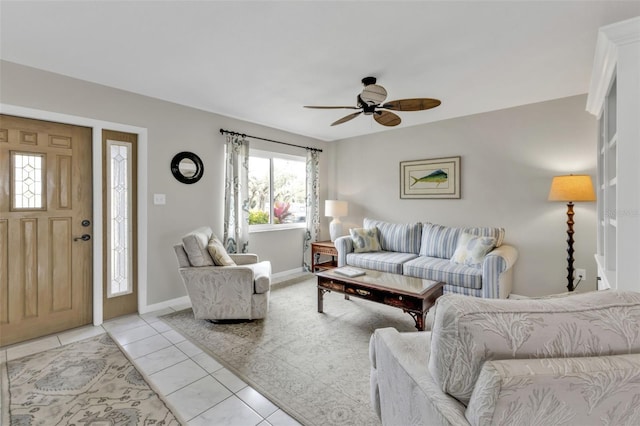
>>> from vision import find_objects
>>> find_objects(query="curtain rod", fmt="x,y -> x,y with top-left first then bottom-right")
219,128 -> 322,153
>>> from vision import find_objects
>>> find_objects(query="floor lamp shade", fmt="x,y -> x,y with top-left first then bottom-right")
325,200 -> 348,241
548,175 -> 596,292
548,175 -> 596,202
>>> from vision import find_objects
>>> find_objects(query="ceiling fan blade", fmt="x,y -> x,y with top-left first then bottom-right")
381,98 -> 441,111
374,111 -> 401,127
331,111 -> 362,126
304,105 -> 359,110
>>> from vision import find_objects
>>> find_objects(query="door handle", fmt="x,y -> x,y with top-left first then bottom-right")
74,234 -> 91,242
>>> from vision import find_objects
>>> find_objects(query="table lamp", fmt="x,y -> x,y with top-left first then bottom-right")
548,174 -> 596,291
325,200 -> 348,242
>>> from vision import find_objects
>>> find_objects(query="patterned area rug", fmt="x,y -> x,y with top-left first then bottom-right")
1,333 -> 181,426
161,276 -> 418,426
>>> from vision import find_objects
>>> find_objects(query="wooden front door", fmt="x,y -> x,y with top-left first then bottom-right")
0,115 -> 93,346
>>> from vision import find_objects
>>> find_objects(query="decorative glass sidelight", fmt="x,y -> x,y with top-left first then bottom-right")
106,140 -> 133,297
12,152 -> 45,209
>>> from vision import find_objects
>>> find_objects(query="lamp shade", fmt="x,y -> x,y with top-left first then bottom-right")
325,200 -> 348,218
548,175 -> 596,202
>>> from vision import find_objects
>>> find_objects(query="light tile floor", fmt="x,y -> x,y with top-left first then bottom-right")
1,305 -> 301,426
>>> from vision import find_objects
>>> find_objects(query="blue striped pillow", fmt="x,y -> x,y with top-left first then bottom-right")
420,224 -> 506,259
420,223 -> 461,259
363,218 -> 422,254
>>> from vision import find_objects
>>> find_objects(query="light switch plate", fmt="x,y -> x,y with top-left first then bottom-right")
153,193 -> 166,205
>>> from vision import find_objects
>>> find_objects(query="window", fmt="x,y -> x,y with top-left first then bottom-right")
106,140 -> 133,297
11,152 -> 45,210
248,149 -> 306,230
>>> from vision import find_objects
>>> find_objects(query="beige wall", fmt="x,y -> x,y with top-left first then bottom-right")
332,95 -> 597,296
1,60 -> 598,302
0,60 -> 331,306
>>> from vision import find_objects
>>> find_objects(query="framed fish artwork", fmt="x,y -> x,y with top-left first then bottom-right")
400,156 -> 461,199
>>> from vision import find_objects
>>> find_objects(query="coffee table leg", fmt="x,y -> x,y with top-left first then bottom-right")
317,287 -> 324,313
406,311 -> 426,331
415,313 -> 425,331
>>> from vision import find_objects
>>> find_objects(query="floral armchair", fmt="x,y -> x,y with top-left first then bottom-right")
173,227 -> 271,320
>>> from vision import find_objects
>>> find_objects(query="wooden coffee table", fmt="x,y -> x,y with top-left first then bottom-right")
315,268 -> 444,331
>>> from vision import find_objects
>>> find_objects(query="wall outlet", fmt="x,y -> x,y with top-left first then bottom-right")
575,268 -> 586,281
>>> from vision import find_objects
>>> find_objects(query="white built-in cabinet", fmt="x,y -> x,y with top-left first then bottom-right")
586,17 -> 640,291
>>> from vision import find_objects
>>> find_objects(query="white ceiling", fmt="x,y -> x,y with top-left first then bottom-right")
1,1 -> 639,141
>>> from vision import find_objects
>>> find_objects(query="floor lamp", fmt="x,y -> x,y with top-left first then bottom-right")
548,175 -> 596,292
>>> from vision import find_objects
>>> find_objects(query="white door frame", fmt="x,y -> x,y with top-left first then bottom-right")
0,104 -> 148,326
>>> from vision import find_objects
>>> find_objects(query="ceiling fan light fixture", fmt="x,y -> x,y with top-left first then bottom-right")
360,84 -> 387,105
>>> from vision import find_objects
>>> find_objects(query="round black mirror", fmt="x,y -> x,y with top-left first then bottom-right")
171,152 -> 204,184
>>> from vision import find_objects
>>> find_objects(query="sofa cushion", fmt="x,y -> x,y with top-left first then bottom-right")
346,251 -> 418,274
420,224 -> 505,259
428,291 -> 640,405
207,235 -> 236,266
419,223 -> 461,259
403,256 -> 482,289
350,227 -> 382,253
182,226 -> 215,266
364,218 -> 422,254
450,233 -> 496,268
466,354 -> 640,426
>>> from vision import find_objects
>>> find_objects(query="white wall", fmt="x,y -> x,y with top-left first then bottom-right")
332,95 -> 597,296
0,60 -> 330,306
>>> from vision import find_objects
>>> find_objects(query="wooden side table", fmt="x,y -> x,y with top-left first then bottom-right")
311,241 -> 338,272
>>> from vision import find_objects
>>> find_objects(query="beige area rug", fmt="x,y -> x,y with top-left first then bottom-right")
1,333 -> 182,426
161,275 -> 418,426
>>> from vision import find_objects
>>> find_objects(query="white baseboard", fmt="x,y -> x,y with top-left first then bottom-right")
139,295 -> 191,315
272,267 -> 307,280
139,268 -> 307,315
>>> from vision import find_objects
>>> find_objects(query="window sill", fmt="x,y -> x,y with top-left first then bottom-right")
249,223 -> 306,234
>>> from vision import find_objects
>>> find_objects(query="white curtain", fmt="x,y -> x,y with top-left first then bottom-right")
223,134 -> 250,253
303,149 -> 320,270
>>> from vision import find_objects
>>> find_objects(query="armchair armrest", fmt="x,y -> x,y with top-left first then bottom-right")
371,328 -> 468,425
229,253 -> 259,265
481,244 -> 518,298
179,265 -> 256,285
334,235 -> 353,267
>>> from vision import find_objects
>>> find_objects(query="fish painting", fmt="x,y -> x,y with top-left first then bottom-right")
410,169 -> 448,187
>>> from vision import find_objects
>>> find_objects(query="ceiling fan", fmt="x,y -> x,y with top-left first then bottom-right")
304,77 -> 441,127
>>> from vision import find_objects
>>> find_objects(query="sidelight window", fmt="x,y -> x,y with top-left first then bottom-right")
106,140 -> 133,297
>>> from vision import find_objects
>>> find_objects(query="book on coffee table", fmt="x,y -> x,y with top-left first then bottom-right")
333,266 -> 366,278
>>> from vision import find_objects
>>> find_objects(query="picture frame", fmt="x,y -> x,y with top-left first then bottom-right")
400,156 -> 461,199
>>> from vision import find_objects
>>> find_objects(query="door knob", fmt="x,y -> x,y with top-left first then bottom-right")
74,234 -> 91,242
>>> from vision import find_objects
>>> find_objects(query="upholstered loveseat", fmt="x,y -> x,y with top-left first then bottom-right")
173,226 -> 271,320
335,218 -> 518,299
370,290 -> 640,426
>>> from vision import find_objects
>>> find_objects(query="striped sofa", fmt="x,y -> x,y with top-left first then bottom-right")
334,218 -> 518,298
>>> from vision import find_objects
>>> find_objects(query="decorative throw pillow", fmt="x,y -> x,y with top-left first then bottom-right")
207,235 -> 236,266
450,232 -> 496,268
350,227 -> 381,253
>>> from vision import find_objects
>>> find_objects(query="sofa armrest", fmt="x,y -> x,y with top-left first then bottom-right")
481,244 -> 518,298
371,328 -> 468,426
229,253 -> 259,265
466,354 -> 640,426
334,235 -> 353,267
